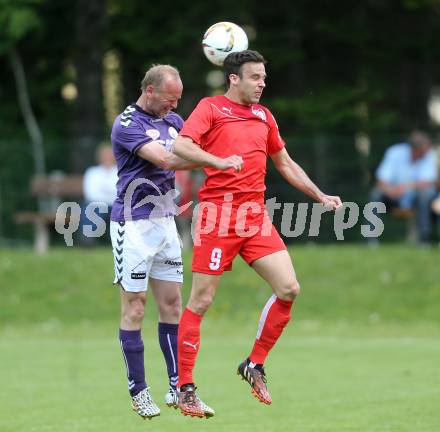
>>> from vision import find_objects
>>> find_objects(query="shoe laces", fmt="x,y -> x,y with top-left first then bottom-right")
137,387 -> 153,404
182,386 -> 199,407
253,366 -> 267,384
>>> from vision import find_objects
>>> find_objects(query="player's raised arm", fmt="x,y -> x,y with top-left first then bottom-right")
173,135 -> 243,172
271,147 -> 342,210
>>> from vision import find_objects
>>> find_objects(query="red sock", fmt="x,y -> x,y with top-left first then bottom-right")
249,295 -> 293,365
177,307 -> 203,387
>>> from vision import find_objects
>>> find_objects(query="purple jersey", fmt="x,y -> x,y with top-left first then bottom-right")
110,104 -> 184,221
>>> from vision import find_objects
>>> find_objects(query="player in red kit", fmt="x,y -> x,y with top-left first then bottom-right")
172,50 -> 342,417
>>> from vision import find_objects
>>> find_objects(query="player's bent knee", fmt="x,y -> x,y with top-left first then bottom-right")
170,300 -> 182,318
123,302 -> 145,324
159,298 -> 181,321
292,280 -> 301,297
279,280 -> 300,301
191,294 -> 214,315
162,293 -> 181,309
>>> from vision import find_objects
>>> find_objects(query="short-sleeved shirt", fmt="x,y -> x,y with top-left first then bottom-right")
83,165 -> 118,205
376,143 -> 438,185
110,104 -> 184,221
179,95 -> 285,206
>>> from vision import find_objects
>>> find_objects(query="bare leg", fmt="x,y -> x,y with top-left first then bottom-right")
149,278 -> 182,323
236,250 -> 300,404
251,249 -> 300,301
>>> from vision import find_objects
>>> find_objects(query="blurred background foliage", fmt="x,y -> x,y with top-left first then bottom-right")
1,0 -> 440,244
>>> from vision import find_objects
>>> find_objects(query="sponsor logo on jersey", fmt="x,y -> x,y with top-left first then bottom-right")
168,126 -> 178,139
165,259 -> 183,266
145,129 -> 161,140
222,106 -> 232,115
251,106 -> 267,122
131,272 -> 146,279
155,139 -> 175,149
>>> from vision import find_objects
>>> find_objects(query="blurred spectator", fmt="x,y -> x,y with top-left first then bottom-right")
79,144 -> 118,245
370,130 -> 437,243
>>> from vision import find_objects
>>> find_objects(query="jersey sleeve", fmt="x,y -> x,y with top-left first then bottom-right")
265,110 -> 285,155
112,117 -> 151,155
179,98 -> 214,147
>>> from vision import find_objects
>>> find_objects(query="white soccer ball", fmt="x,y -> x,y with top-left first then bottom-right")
202,22 -> 249,66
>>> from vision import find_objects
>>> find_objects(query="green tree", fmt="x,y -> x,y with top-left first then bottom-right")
0,0 -> 45,175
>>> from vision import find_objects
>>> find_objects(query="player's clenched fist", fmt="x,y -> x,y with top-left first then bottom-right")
215,155 -> 244,172
320,195 -> 343,211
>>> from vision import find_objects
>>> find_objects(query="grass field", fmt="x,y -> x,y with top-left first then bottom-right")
1,245 -> 440,431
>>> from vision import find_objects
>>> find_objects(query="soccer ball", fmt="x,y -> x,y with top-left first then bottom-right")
202,22 -> 249,66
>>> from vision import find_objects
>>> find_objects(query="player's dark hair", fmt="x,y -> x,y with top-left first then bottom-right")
223,50 -> 266,88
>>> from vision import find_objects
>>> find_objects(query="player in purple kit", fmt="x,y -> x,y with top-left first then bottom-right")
110,65 -> 217,419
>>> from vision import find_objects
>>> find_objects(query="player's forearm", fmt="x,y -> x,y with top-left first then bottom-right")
164,153 -> 200,170
136,140 -> 200,170
173,136 -> 221,168
279,160 -> 325,202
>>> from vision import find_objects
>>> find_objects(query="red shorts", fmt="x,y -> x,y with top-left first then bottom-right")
192,202 -> 286,274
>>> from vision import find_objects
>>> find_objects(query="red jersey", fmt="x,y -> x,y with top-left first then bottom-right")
180,95 -> 285,206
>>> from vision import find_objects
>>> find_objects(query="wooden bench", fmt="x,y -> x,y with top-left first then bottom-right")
15,175 -> 83,253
